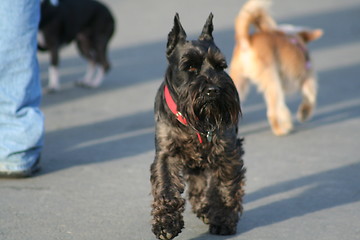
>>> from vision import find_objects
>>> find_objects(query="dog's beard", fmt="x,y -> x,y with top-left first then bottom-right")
194,99 -> 226,133
179,80 -> 240,134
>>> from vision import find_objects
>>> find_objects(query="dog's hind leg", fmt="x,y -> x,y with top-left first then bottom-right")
89,66 -> 105,88
206,157 -> 245,235
47,47 -> 61,92
75,33 -> 99,88
88,37 -> 111,88
297,75 -> 317,122
185,168 -> 210,224
77,37 -> 110,88
76,32 -> 93,59
262,69 -> 293,136
77,61 -> 96,86
150,152 -> 185,240
95,37 -> 111,72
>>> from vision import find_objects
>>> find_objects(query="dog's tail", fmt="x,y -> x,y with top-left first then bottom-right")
235,0 -> 276,47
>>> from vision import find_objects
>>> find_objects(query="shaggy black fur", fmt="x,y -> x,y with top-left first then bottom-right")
150,13 -> 246,240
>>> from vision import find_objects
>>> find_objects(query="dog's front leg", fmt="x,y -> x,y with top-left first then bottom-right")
150,152 -> 185,240
207,160 -> 245,235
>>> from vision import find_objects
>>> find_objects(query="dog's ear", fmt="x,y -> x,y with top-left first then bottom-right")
299,29 -> 324,43
167,13 -> 187,56
199,13 -> 214,41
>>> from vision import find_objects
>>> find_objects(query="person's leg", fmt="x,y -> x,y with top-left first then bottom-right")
0,0 -> 44,177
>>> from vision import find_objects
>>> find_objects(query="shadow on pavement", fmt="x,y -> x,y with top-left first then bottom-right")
240,162 -> 360,233
41,110 -> 154,174
187,162 -> 360,239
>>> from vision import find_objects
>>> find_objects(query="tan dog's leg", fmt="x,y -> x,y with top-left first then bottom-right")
297,75 -> 317,122
262,69 -> 293,136
235,75 -> 249,103
236,76 -> 249,103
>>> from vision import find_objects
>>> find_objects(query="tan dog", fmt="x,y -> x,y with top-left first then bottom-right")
229,0 -> 323,136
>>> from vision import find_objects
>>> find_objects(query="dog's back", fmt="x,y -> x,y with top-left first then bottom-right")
250,31 -> 310,90
40,0 -> 115,46
233,0 -> 320,91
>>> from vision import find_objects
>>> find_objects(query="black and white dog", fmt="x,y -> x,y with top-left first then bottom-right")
38,0 -> 115,92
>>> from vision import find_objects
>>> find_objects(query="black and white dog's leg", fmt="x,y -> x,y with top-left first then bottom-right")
76,64 -> 104,89
75,33 -> 104,89
150,152 -> 185,240
88,65 -> 105,88
47,47 -> 60,92
87,38 -> 110,88
76,61 -> 96,87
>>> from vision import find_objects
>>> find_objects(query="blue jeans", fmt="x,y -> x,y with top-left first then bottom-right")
0,0 -> 44,173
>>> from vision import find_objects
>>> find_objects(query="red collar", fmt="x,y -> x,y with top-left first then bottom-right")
164,85 -> 203,143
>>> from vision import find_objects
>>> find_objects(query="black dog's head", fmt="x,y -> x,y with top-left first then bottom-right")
165,13 -> 241,135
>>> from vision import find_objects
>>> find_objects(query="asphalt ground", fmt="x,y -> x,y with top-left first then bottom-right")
1,0 -> 360,239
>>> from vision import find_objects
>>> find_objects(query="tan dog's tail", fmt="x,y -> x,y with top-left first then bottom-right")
235,0 -> 276,47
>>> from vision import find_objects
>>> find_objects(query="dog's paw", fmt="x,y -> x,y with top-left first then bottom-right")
151,196 -> 185,239
75,80 -> 97,89
209,223 -> 236,235
158,230 -> 175,240
75,82 -> 88,88
207,209 -> 238,235
195,210 -> 210,224
272,124 -> 293,136
270,119 -> 293,136
297,103 -> 313,122
44,86 -> 60,94
200,215 -> 210,224
272,127 -> 292,136
152,214 -> 183,240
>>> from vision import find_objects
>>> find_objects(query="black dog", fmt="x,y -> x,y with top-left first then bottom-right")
38,0 -> 115,92
150,13 -> 246,240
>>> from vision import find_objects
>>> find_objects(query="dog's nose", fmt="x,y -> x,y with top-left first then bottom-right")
206,86 -> 220,97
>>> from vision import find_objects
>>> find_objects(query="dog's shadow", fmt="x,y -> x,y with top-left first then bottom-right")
40,109 -> 155,174
187,162 -> 360,239
239,162 -> 360,234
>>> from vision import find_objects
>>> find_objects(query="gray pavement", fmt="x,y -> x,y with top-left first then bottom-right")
1,0 -> 360,239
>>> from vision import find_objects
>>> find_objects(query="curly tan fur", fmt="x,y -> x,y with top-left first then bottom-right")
229,0 -> 323,136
